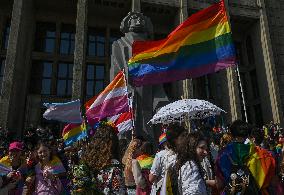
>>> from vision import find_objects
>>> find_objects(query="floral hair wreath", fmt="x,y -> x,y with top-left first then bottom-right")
95,121 -> 119,135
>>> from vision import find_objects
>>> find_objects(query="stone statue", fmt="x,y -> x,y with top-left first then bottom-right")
110,12 -> 169,141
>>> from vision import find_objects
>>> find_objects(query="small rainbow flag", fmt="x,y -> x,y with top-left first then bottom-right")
62,122 -> 87,146
128,0 -> 236,86
47,156 -> 66,175
0,156 -> 12,176
159,133 -> 167,145
137,154 -> 154,170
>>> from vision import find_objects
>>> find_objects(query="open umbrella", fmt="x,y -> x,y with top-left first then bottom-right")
149,99 -> 225,124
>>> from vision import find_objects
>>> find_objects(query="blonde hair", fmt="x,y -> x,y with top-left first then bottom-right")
122,139 -> 142,184
220,133 -> 233,148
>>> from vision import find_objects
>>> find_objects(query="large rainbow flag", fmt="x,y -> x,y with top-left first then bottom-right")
62,122 -> 87,146
215,143 -> 275,193
128,0 -> 236,86
86,71 -> 129,125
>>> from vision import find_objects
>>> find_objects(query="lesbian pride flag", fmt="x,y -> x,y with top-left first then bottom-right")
86,71 -> 129,125
128,0 -> 236,86
108,110 -> 133,135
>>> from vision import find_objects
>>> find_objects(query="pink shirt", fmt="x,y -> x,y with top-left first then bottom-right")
34,164 -> 62,195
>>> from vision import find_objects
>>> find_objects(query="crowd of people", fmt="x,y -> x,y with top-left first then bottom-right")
0,120 -> 284,194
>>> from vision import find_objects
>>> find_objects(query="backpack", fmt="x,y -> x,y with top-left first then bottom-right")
224,156 -> 261,195
167,166 -> 180,195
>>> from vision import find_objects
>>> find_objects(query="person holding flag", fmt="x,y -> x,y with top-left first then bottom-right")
0,141 -> 34,195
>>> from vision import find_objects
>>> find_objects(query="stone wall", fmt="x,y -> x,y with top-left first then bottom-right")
266,0 -> 284,112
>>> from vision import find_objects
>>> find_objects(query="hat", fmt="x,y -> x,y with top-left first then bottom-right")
9,141 -> 24,151
159,132 -> 167,145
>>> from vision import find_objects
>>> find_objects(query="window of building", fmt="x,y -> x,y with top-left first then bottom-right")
57,62 -> 73,96
30,61 -> 53,95
41,62 -> 53,95
2,20 -> 10,50
0,58 -> 5,92
109,30 -> 121,55
60,24 -> 75,55
86,64 -> 105,98
35,22 -> 56,53
246,36 -> 255,66
87,28 -> 105,57
250,69 -> 260,99
253,104 -> 263,126
234,42 -> 244,67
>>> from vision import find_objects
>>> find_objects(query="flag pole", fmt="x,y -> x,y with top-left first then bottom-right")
223,0 -> 248,122
122,69 -> 136,139
235,64 -> 248,122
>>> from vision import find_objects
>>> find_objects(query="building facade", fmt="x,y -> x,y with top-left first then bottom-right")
0,0 -> 283,136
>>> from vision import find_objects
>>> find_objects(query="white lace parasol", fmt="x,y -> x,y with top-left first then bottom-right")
149,99 -> 225,124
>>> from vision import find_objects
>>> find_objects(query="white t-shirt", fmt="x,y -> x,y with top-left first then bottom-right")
150,149 -> 176,179
150,149 -> 176,195
178,161 -> 207,195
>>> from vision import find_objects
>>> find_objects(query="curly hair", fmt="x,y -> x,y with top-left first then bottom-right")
220,133 -> 233,149
122,138 -> 142,167
169,132 -> 205,193
175,132 -> 203,170
122,138 -> 142,184
81,123 -> 120,171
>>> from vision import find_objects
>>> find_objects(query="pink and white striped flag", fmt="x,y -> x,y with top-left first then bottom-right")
86,71 -> 129,125
108,110 -> 133,135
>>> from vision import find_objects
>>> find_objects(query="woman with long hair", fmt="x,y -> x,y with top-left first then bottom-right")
81,122 -> 126,194
192,132 -> 217,194
34,141 -> 66,195
173,131 -> 208,195
122,138 -> 143,195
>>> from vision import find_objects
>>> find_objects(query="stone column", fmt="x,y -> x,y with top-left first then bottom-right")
0,0 -> 34,135
180,0 -> 193,99
132,0 -> 141,12
224,0 -> 242,122
72,0 -> 88,103
257,0 -> 284,125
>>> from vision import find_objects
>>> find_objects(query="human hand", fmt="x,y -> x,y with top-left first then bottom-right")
43,169 -> 54,180
25,176 -> 35,185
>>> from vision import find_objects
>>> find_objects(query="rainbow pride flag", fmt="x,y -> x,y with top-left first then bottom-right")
159,132 -> 167,145
62,122 -> 87,146
0,156 -> 12,176
47,156 -> 66,175
137,154 -> 154,170
128,0 -> 236,86
216,143 -> 275,193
